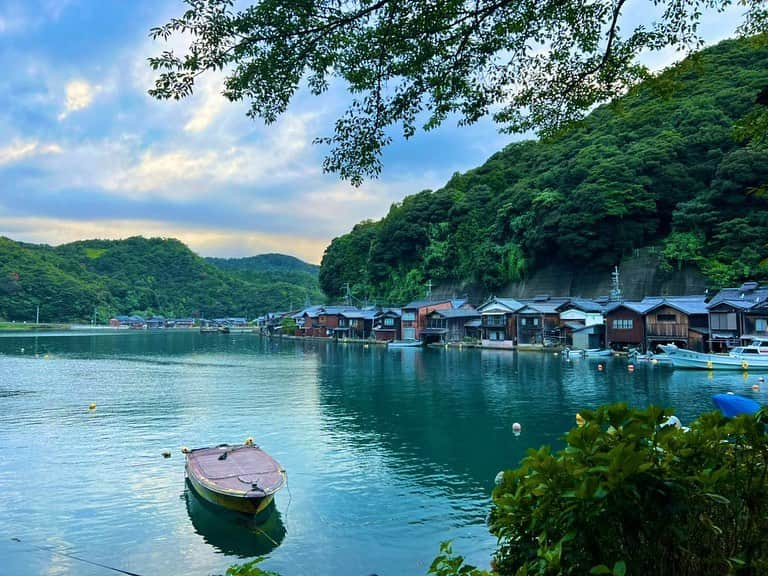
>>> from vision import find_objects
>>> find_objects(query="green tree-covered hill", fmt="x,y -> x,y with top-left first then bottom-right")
0,236 -> 322,323
319,37 -> 768,303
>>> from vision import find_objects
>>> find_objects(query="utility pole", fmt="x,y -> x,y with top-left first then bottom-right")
610,266 -> 622,302
426,279 -> 432,300
345,282 -> 352,306
36,305 -> 39,325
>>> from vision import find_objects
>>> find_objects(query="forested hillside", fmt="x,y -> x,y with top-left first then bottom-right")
319,37 -> 768,303
0,236 -> 322,323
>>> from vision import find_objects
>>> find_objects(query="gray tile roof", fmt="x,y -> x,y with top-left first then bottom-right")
429,309 -> 481,319
604,300 -> 659,314
565,298 -> 606,313
707,285 -> 768,310
643,295 -> 709,315
477,297 -> 525,313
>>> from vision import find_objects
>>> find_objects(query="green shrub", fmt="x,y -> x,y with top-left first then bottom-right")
488,404 -> 768,575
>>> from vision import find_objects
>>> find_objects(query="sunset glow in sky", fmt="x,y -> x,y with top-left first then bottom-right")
0,0 -> 744,263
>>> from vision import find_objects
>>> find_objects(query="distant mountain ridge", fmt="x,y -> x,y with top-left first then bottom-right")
206,254 -> 319,275
0,236 -> 323,323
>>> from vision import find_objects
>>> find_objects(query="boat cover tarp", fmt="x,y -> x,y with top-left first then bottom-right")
187,445 -> 285,496
712,394 -> 761,418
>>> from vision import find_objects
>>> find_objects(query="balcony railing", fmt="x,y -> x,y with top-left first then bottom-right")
646,323 -> 688,338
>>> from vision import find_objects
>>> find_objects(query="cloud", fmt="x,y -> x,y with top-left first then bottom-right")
58,79 -> 100,120
0,140 -> 62,166
99,112 -> 316,199
183,76 -> 228,133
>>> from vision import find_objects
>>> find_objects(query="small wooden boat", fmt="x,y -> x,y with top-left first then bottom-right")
388,339 -> 423,348
185,443 -> 286,515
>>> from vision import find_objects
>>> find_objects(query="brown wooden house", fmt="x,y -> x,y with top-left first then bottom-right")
643,296 -> 708,352
605,301 -> 653,351
373,309 -> 402,342
401,298 -> 472,341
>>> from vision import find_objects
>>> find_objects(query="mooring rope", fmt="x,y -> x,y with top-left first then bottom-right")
10,537 -> 144,576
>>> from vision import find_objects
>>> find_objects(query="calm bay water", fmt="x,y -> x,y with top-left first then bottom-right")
0,331 -> 764,576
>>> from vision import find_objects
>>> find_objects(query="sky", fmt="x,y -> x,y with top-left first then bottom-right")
0,0 -> 747,264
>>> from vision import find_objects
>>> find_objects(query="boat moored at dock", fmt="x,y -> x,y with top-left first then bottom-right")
387,339 -> 423,348
659,339 -> 768,370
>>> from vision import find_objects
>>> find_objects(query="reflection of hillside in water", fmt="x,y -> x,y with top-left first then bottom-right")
185,482 -> 286,558
313,345 -> 684,492
314,345 -> 520,492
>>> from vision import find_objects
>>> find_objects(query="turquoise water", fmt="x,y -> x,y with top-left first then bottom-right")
0,331 -> 764,576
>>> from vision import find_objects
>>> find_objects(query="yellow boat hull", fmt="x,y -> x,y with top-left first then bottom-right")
186,468 -> 276,515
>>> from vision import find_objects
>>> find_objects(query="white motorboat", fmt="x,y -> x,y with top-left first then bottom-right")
658,338 -> 768,370
387,339 -> 423,348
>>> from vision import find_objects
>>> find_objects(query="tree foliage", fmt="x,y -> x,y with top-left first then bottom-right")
0,236 -> 323,323
488,404 -> 768,575
149,0 -> 767,184
318,38 -> 768,303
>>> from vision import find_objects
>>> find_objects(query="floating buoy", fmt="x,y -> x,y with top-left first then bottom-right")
597,364 -> 604,371
244,437 -> 254,446
575,413 -> 586,427
363,344 -> 369,349
20,347 -> 24,353
759,377 -> 765,383
753,384 -> 761,391
181,446 -> 190,454
162,451 -> 171,458
628,364 -> 635,372
88,403 -> 96,411
512,422 -> 522,436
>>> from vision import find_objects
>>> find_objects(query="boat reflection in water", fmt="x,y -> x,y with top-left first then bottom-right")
185,480 -> 286,558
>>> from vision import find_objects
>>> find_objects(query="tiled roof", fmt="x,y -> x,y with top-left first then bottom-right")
565,298 -> 605,313
477,297 -> 525,313
429,309 -> 481,319
708,285 -> 768,309
604,300 -> 658,314
643,295 -> 708,315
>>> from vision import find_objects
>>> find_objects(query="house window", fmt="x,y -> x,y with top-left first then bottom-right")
756,319 -> 767,332
711,313 -> 737,330
350,319 -> 358,327
485,315 -> 504,326
657,314 -> 676,323
612,319 -> 634,329
402,312 -> 416,321
384,317 -> 394,327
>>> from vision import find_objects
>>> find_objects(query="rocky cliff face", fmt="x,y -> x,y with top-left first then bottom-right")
501,249 -> 709,300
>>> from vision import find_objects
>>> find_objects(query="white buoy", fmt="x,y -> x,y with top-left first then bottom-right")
512,422 -> 522,436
